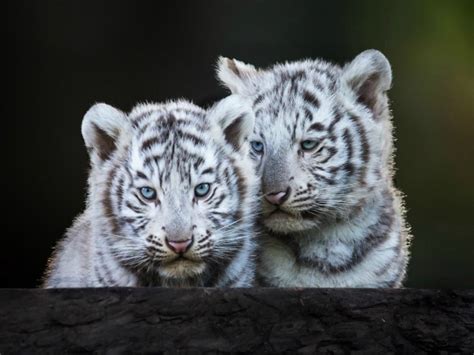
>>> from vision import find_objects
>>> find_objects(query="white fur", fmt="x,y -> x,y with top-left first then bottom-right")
43,99 -> 259,288
217,50 -> 412,288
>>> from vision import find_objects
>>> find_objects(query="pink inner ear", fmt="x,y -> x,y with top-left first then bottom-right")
92,123 -> 117,161
347,70 -> 390,121
223,114 -> 245,151
356,72 -> 381,112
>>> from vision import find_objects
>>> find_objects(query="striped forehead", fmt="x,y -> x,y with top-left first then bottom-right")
129,103 -> 208,131
252,65 -> 339,143
127,106 -> 219,184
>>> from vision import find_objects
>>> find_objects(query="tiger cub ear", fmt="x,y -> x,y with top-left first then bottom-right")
341,49 -> 392,118
216,56 -> 259,95
81,103 -> 129,164
208,95 -> 255,152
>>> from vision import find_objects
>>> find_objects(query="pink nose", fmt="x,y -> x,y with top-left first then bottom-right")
166,238 -> 193,254
265,188 -> 290,205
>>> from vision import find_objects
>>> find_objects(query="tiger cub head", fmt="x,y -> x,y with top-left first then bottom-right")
217,50 -> 394,233
81,98 -> 257,285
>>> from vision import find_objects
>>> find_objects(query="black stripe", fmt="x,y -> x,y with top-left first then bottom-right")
208,215 -> 221,227
253,93 -> 266,107
348,115 -> 370,183
126,201 -> 143,214
202,167 -> 214,175
205,186 -> 218,202
309,122 -> 325,131
141,137 -> 160,151
213,193 -> 227,208
316,146 -> 337,164
310,171 -> 336,185
138,121 -> 152,135
342,128 -> 353,160
193,157 -> 204,170
303,90 -> 320,110
291,195 -> 311,204
178,131 -> 205,146
197,231 -> 211,244
143,155 -> 162,167
311,67 -> 337,82
222,167 -> 232,187
296,198 -> 395,274
119,217 -> 136,225
303,108 -> 313,122
349,115 -> 369,163
290,69 -> 306,81
116,176 -> 124,208
328,110 -> 342,133
134,218 -> 149,232
136,171 -> 147,179
131,110 -> 154,128
212,211 -> 232,219
291,112 -> 301,141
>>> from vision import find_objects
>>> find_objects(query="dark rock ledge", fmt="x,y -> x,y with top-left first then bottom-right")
0,288 -> 473,353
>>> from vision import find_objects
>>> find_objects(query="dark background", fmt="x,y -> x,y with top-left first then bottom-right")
4,1 -> 473,288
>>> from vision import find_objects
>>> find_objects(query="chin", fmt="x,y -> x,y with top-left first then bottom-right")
158,258 -> 206,279
263,211 -> 318,233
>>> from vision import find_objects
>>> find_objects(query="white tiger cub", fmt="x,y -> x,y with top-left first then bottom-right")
43,97 -> 259,287
217,50 -> 412,287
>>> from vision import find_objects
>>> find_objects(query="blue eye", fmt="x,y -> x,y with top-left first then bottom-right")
301,140 -> 319,151
140,186 -> 156,200
195,183 -> 211,198
251,141 -> 264,153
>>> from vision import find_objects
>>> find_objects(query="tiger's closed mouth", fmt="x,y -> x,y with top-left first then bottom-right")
267,208 -> 318,220
267,208 -> 294,218
166,254 -> 203,264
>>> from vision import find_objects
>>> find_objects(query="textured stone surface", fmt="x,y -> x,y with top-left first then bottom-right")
0,288 -> 473,353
